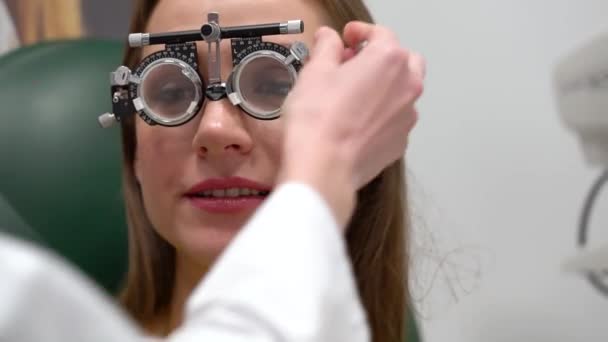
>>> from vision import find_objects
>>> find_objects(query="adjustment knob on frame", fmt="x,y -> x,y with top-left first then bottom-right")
98,112 -> 117,128
284,41 -> 309,66
111,66 -> 132,86
128,33 -> 150,47
281,20 -> 304,34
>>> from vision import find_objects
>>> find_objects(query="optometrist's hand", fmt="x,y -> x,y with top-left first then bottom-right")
279,22 -> 426,227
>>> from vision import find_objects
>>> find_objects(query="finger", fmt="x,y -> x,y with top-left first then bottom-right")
341,47 -> 356,62
392,105 -> 419,136
406,107 -> 419,131
402,108 -> 418,153
409,52 -> 427,79
342,21 -> 375,49
310,26 -> 344,66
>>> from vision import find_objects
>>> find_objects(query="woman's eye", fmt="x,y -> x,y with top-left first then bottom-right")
157,83 -> 190,103
254,80 -> 291,96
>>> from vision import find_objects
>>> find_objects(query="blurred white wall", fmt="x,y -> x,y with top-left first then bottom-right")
365,0 -> 608,341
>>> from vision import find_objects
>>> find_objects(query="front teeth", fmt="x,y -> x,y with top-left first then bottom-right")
226,188 -> 239,197
197,188 -> 267,198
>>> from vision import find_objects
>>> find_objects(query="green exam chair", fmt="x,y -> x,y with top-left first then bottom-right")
0,39 -> 128,293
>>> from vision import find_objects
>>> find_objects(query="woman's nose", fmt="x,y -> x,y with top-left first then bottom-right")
192,99 -> 254,158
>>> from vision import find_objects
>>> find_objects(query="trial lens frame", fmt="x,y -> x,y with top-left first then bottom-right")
98,12 -> 307,128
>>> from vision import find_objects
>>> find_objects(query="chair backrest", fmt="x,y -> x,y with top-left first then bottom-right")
0,39 -> 128,294
0,193 -> 42,243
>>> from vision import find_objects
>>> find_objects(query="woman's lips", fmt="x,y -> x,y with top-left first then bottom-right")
184,177 -> 272,214
185,196 -> 266,214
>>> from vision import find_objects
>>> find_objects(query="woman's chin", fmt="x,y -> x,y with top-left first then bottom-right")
171,201 -> 260,258
176,221 -> 247,258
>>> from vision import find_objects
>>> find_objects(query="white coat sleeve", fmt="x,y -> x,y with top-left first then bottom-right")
0,234 -> 144,342
0,1 -> 19,54
168,182 -> 371,342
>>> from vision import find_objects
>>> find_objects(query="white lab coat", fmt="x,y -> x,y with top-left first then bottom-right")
0,0 -> 19,54
0,183 -> 370,342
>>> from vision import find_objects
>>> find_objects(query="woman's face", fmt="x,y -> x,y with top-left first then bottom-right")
135,0 -> 328,261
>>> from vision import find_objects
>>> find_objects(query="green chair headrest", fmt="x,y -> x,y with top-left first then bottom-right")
0,39 -> 128,293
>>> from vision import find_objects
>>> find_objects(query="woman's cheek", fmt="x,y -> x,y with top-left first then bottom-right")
135,124 -> 193,192
250,119 -> 284,176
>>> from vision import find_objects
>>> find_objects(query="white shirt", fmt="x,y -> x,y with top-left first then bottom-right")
0,183 -> 370,342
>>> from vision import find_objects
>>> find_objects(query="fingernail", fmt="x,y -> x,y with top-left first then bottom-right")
355,40 -> 368,53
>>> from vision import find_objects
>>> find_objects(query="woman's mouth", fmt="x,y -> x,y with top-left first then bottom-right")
189,188 -> 271,198
185,178 -> 272,214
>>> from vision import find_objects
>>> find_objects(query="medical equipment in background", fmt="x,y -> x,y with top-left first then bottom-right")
553,32 -> 608,297
98,12 -> 309,128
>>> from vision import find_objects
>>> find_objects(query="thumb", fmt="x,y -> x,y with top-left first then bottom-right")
342,21 -> 376,51
310,26 -> 344,66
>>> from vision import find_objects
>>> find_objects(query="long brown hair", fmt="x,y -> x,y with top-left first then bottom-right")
118,1 -> 412,341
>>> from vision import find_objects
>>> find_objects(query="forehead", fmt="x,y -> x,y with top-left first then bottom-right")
147,0 -> 329,45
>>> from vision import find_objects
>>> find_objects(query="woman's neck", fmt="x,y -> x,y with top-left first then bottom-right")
149,253 -> 210,337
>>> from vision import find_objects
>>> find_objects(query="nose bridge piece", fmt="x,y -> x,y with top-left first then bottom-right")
205,83 -> 227,101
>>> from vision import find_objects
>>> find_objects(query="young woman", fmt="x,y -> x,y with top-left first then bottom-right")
117,0 -> 425,341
